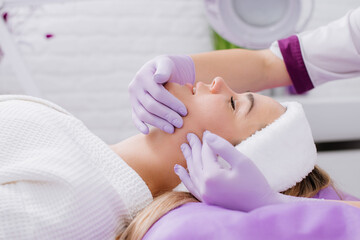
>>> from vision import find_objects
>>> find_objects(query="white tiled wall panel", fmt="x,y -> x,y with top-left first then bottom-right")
0,0 -> 213,144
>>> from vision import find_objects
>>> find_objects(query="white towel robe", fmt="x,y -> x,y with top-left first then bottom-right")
0,95 -> 152,240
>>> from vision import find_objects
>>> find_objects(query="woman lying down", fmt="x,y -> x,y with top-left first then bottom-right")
120,78 -> 360,239
0,77 -> 358,239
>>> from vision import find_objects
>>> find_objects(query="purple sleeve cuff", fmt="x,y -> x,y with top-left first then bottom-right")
278,35 -> 314,94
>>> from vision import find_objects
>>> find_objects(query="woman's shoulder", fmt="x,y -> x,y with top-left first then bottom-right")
0,94 -> 73,116
313,185 -> 360,201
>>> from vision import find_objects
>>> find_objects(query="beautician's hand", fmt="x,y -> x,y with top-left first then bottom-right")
129,55 -> 195,134
175,131 -> 305,212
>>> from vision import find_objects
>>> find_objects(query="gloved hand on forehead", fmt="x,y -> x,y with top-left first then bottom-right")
129,55 -> 195,134
175,131 -> 311,212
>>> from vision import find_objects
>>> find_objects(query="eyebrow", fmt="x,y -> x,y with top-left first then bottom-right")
246,93 -> 254,115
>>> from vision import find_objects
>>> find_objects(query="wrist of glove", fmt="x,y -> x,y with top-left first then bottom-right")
165,55 -> 195,86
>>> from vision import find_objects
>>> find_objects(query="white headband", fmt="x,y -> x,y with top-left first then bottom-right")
235,102 -> 317,192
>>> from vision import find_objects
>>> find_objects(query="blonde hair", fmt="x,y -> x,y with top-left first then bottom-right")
119,165 -> 335,240
118,191 -> 197,240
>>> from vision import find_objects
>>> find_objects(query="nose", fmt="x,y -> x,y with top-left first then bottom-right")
210,77 -> 232,94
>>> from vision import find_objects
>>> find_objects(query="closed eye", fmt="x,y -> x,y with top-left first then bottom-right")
230,96 -> 235,110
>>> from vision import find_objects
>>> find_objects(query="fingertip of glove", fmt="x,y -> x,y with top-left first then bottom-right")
174,164 -> 181,175
178,106 -> 187,117
203,130 -> 210,137
180,143 -> 186,152
138,125 -> 149,134
203,130 -> 216,143
186,133 -> 193,143
153,73 -> 160,81
153,73 -> 167,83
163,125 -> 174,134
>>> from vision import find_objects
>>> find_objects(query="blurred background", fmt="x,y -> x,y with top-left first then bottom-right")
0,0 -> 360,197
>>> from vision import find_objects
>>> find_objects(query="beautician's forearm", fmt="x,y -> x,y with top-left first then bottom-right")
190,49 -> 292,93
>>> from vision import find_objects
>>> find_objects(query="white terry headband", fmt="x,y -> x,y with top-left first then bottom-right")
235,101 -> 317,192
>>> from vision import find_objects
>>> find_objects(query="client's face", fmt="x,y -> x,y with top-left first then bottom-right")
165,77 -> 286,144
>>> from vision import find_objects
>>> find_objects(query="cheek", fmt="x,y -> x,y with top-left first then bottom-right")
189,99 -> 237,142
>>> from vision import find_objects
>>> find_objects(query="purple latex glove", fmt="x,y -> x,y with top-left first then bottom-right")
129,55 -> 195,134
175,131 -> 311,212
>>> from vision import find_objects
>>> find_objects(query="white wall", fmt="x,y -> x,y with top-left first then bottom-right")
317,150 -> 360,198
0,0 -> 213,144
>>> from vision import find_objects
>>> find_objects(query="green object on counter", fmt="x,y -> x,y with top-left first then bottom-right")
213,30 -> 244,50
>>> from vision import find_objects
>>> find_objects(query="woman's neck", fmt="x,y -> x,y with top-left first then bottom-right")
109,128 -> 188,197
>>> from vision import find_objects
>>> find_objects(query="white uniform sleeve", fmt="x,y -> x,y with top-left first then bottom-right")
297,7 -> 360,87
269,7 -> 360,93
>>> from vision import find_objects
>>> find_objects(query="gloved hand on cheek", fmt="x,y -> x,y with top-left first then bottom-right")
174,131 -> 310,212
129,55 -> 195,134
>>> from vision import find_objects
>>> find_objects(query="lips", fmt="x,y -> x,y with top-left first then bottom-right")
185,83 -> 195,95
